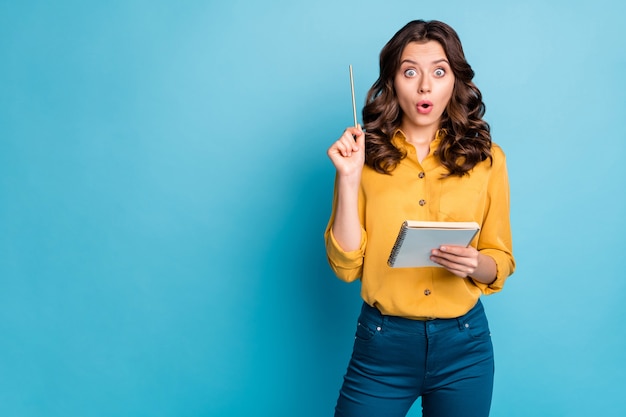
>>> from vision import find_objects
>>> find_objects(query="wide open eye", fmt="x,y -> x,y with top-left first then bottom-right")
404,69 -> 417,77
434,68 -> 446,77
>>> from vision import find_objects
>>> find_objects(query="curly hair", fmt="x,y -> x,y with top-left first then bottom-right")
363,20 -> 492,176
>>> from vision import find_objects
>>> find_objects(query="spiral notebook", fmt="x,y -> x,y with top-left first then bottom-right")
387,220 -> 480,268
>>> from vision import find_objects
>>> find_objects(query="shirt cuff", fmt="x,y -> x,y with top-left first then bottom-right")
325,227 -> 366,269
473,249 -> 514,295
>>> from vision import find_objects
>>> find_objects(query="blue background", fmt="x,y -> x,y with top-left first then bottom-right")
1,1 -> 625,416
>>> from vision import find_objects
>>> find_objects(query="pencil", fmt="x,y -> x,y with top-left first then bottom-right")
349,65 -> 358,128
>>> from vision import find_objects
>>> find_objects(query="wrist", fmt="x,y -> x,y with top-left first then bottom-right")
336,172 -> 361,190
472,253 -> 497,284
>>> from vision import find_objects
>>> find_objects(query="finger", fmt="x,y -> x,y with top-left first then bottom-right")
432,248 -> 460,261
354,125 -> 365,150
344,125 -> 363,137
330,127 -> 364,158
339,134 -> 360,154
343,128 -> 359,145
337,143 -> 352,157
433,251 -> 477,271
340,137 -> 357,156
438,245 -> 468,256
430,256 -> 471,278
341,127 -> 363,154
328,142 -> 350,158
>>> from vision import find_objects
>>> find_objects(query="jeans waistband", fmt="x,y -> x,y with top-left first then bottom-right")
359,300 -> 485,333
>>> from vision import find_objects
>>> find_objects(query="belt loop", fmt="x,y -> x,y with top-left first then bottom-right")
456,316 -> 465,331
368,302 -> 386,330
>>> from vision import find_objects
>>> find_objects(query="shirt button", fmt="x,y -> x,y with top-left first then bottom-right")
424,289 -> 431,296
419,199 -> 426,206
418,172 -> 425,179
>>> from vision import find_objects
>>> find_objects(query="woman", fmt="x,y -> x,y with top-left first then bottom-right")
325,20 -> 515,417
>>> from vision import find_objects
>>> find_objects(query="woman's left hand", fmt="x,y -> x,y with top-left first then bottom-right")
430,246 -> 497,284
430,245 -> 479,278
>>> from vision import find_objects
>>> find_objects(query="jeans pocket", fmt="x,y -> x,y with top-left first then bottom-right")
354,318 -> 379,342
462,315 -> 492,340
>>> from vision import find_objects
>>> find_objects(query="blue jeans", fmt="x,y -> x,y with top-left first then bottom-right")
334,300 -> 494,417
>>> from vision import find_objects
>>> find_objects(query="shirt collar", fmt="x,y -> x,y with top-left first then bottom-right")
391,128 -> 446,150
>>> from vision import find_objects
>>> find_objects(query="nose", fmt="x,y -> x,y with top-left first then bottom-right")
418,76 -> 431,94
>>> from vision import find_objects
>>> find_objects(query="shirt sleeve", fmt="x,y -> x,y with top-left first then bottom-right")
324,225 -> 367,282
473,146 -> 516,294
323,176 -> 367,283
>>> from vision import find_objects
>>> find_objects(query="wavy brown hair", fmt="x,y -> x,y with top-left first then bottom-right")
363,20 -> 492,176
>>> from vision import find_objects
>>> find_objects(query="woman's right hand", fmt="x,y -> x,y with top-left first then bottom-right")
327,126 -> 365,178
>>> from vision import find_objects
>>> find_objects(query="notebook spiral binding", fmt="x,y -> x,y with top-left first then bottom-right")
387,221 -> 409,267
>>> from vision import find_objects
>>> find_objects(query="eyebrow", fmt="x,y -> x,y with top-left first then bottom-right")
400,58 -> 450,66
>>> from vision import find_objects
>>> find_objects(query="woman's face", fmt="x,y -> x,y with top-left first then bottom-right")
394,40 -> 455,135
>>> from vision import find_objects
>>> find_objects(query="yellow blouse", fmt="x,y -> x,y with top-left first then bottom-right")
324,130 -> 515,319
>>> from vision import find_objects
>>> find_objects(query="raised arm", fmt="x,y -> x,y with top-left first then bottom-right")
327,126 -> 366,251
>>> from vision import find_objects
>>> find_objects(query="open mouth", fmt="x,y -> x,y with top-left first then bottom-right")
417,100 -> 433,114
